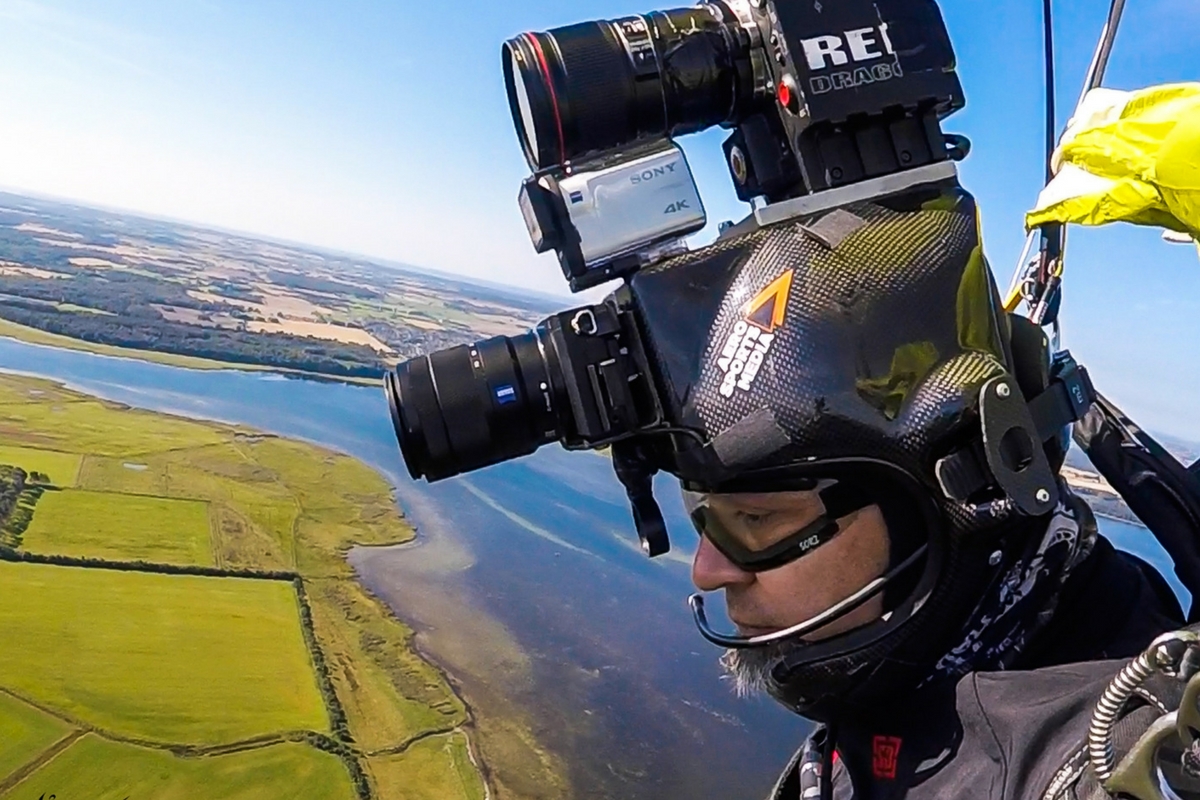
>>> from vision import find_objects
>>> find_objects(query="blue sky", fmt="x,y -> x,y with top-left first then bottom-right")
0,0 -> 1197,437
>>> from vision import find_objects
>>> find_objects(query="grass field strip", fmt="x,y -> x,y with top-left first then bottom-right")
0,374 -> 488,800
0,728 -> 86,797
0,684 -> 333,763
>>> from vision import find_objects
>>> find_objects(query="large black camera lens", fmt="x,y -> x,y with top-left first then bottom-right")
386,331 -> 562,481
502,5 -> 756,171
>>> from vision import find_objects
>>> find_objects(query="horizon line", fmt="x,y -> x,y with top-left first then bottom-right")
0,182 -> 574,307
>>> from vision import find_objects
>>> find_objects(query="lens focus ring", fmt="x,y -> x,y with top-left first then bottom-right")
385,331 -> 562,482
503,6 -> 752,171
547,21 -> 654,166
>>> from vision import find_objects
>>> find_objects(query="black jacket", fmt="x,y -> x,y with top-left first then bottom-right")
769,534 -> 1187,800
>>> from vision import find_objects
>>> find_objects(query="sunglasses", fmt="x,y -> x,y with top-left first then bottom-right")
686,479 -> 870,573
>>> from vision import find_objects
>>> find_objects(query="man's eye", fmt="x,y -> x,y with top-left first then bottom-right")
737,510 -> 774,525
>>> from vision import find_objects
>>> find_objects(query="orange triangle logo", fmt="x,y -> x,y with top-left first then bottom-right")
742,270 -> 793,332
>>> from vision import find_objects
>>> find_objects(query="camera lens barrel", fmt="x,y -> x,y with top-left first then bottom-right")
503,5 -> 754,171
386,331 -> 561,481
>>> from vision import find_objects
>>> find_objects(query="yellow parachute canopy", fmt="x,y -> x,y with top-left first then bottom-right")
1025,82 -> 1200,240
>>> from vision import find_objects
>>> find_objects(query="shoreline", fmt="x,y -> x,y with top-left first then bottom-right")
349,506 -> 573,800
347,536 -> 498,800
0,317 -> 384,387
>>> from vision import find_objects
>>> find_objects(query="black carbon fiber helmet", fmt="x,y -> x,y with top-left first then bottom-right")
625,180 -> 1070,720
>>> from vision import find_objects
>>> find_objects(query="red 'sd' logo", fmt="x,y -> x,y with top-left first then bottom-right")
872,735 -> 902,780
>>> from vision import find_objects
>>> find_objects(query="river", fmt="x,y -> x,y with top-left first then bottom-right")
0,335 -> 1187,799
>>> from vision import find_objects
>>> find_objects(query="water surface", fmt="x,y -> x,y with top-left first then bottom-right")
0,336 -> 1187,799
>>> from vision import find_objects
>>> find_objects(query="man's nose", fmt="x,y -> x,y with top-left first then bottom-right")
692,535 -> 754,592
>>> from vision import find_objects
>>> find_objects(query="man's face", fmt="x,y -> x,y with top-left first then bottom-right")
688,488 -> 891,694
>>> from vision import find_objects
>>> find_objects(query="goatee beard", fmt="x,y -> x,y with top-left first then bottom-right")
719,639 -> 804,698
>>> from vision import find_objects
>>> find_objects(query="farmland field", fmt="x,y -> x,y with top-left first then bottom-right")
0,693 -> 72,786
0,372 -> 483,799
3,735 -> 357,800
0,561 -> 327,744
0,445 -> 80,486
21,490 -> 212,565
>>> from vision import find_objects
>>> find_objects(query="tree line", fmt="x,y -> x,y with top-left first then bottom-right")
0,546 -> 301,581
0,467 -> 52,548
0,301 -> 386,378
0,271 -> 226,317
293,578 -> 372,800
0,465 -> 26,521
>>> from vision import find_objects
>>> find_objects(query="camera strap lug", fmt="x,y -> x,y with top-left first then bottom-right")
612,440 -> 670,557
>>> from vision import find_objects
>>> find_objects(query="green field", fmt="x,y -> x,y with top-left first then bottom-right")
0,562 -> 328,744
0,372 -> 500,799
0,692 -> 73,786
22,489 -> 213,565
306,578 -> 466,752
0,445 -> 80,487
0,382 -> 230,457
2,735 -> 357,800
368,732 -> 486,800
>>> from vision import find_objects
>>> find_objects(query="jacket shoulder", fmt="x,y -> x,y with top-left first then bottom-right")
962,661 -> 1127,799
858,661 -> 1125,800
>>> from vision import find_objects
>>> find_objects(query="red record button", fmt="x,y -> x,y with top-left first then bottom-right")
777,74 -> 800,114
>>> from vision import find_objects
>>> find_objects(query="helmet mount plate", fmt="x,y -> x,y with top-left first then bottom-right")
978,375 -> 1059,515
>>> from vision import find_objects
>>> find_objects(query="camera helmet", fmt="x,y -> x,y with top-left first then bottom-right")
627,181 -> 1066,720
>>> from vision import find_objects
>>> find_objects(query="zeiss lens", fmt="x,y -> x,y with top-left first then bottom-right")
385,331 -> 562,482
502,5 -> 755,171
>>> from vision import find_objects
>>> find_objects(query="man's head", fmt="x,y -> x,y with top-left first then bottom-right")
627,183 -> 1068,719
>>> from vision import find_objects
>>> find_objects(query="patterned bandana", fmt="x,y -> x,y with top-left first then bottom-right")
924,489 -> 1098,682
